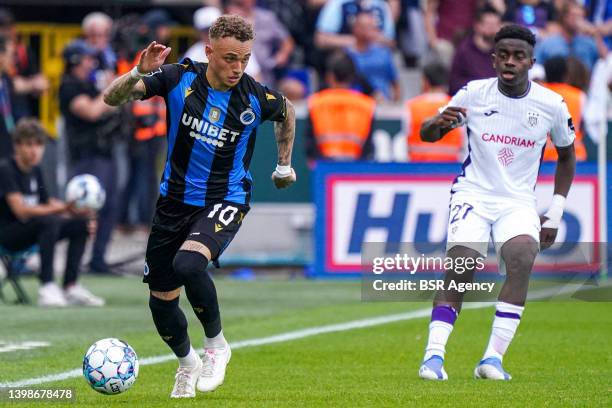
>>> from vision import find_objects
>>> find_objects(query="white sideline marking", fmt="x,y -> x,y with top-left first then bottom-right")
0,341 -> 50,354
0,283 -> 604,388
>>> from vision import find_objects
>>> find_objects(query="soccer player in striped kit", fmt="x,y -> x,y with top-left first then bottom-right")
418,24 -> 576,380
103,15 -> 296,397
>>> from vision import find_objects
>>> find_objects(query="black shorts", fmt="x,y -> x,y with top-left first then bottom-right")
143,196 -> 249,292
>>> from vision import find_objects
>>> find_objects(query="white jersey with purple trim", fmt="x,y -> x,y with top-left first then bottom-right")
447,78 -> 575,205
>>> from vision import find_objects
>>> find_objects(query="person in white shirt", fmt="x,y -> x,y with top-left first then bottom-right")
184,7 -> 262,82
418,24 -> 576,381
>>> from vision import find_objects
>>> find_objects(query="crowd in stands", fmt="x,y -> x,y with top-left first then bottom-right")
0,1 -> 610,284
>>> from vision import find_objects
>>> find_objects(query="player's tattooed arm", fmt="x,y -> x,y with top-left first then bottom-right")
103,75 -> 145,106
103,41 -> 171,106
271,97 -> 297,189
420,107 -> 466,142
274,97 -> 296,166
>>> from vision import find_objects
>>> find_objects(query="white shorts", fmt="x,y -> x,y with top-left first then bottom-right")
446,191 -> 541,258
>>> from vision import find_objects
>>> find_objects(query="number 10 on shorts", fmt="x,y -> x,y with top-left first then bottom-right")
207,204 -> 239,226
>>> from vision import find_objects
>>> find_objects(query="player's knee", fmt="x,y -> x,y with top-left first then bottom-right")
172,250 -> 209,281
503,237 -> 538,273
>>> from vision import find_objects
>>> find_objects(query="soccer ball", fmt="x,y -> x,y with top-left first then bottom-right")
65,174 -> 106,211
83,338 -> 139,395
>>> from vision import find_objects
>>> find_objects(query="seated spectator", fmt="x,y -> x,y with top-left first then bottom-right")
404,62 -> 463,162
59,40 -> 119,274
584,0 -> 612,50
0,118 -> 103,307
424,0 -> 480,65
347,11 -> 400,102
502,0 -> 558,38
542,56 -> 587,161
535,2 -> 599,70
185,6 -> 262,81
0,8 -> 49,117
315,0 -> 395,50
449,7 -> 501,95
0,34 -> 18,160
305,51 -> 376,164
226,0 -> 294,86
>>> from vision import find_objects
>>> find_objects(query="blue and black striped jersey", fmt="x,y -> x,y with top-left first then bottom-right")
141,58 -> 286,207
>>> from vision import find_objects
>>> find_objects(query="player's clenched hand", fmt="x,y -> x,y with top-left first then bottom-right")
271,168 -> 296,189
435,107 -> 467,129
138,41 -> 172,74
539,215 -> 557,250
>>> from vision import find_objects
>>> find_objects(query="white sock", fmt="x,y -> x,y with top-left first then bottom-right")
424,321 -> 454,360
205,330 -> 227,350
483,301 -> 524,362
178,345 -> 199,368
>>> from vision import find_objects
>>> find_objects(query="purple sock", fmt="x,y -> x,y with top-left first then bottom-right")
424,305 -> 458,360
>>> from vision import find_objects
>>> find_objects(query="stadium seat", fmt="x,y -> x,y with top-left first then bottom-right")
0,245 -> 37,304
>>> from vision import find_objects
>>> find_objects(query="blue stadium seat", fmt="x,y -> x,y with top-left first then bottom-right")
0,245 -> 37,304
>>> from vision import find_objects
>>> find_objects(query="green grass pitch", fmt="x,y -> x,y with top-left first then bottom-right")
1,275 -> 611,407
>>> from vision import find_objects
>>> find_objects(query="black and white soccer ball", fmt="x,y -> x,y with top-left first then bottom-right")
65,174 -> 106,211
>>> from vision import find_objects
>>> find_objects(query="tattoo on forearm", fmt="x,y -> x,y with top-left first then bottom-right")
103,74 -> 143,106
274,99 -> 296,166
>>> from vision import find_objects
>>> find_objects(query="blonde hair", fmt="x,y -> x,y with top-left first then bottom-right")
209,14 -> 254,42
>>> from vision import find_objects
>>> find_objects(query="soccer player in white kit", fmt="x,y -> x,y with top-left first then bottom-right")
418,25 -> 576,380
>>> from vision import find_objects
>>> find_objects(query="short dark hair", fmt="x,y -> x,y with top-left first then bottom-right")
326,50 -> 356,83
544,56 -> 567,83
475,5 -> 501,23
494,24 -> 536,48
12,118 -> 48,145
209,14 -> 255,42
423,61 -> 449,87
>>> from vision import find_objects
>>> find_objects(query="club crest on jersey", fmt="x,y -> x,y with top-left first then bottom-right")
209,107 -> 221,123
567,118 -> 575,134
527,112 -> 539,127
497,147 -> 514,167
240,108 -> 256,125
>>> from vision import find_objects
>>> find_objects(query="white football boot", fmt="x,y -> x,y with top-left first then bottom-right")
419,355 -> 449,380
197,345 -> 232,392
171,357 -> 203,398
474,357 -> 512,380
38,282 -> 68,307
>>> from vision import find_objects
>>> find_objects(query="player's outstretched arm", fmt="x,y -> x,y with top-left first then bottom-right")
420,107 -> 466,142
271,98 -> 297,189
540,143 -> 576,249
103,41 -> 171,106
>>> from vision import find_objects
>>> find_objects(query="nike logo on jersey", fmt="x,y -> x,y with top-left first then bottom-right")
266,93 -> 276,100
185,87 -> 195,98
215,223 -> 223,233
484,110 -> 499,117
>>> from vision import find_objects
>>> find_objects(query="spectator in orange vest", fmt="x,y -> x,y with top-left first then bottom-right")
305,51 -> 376,166
543,56 -> 587,161
404,62 -> 463,162
115,11 -> 169,230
